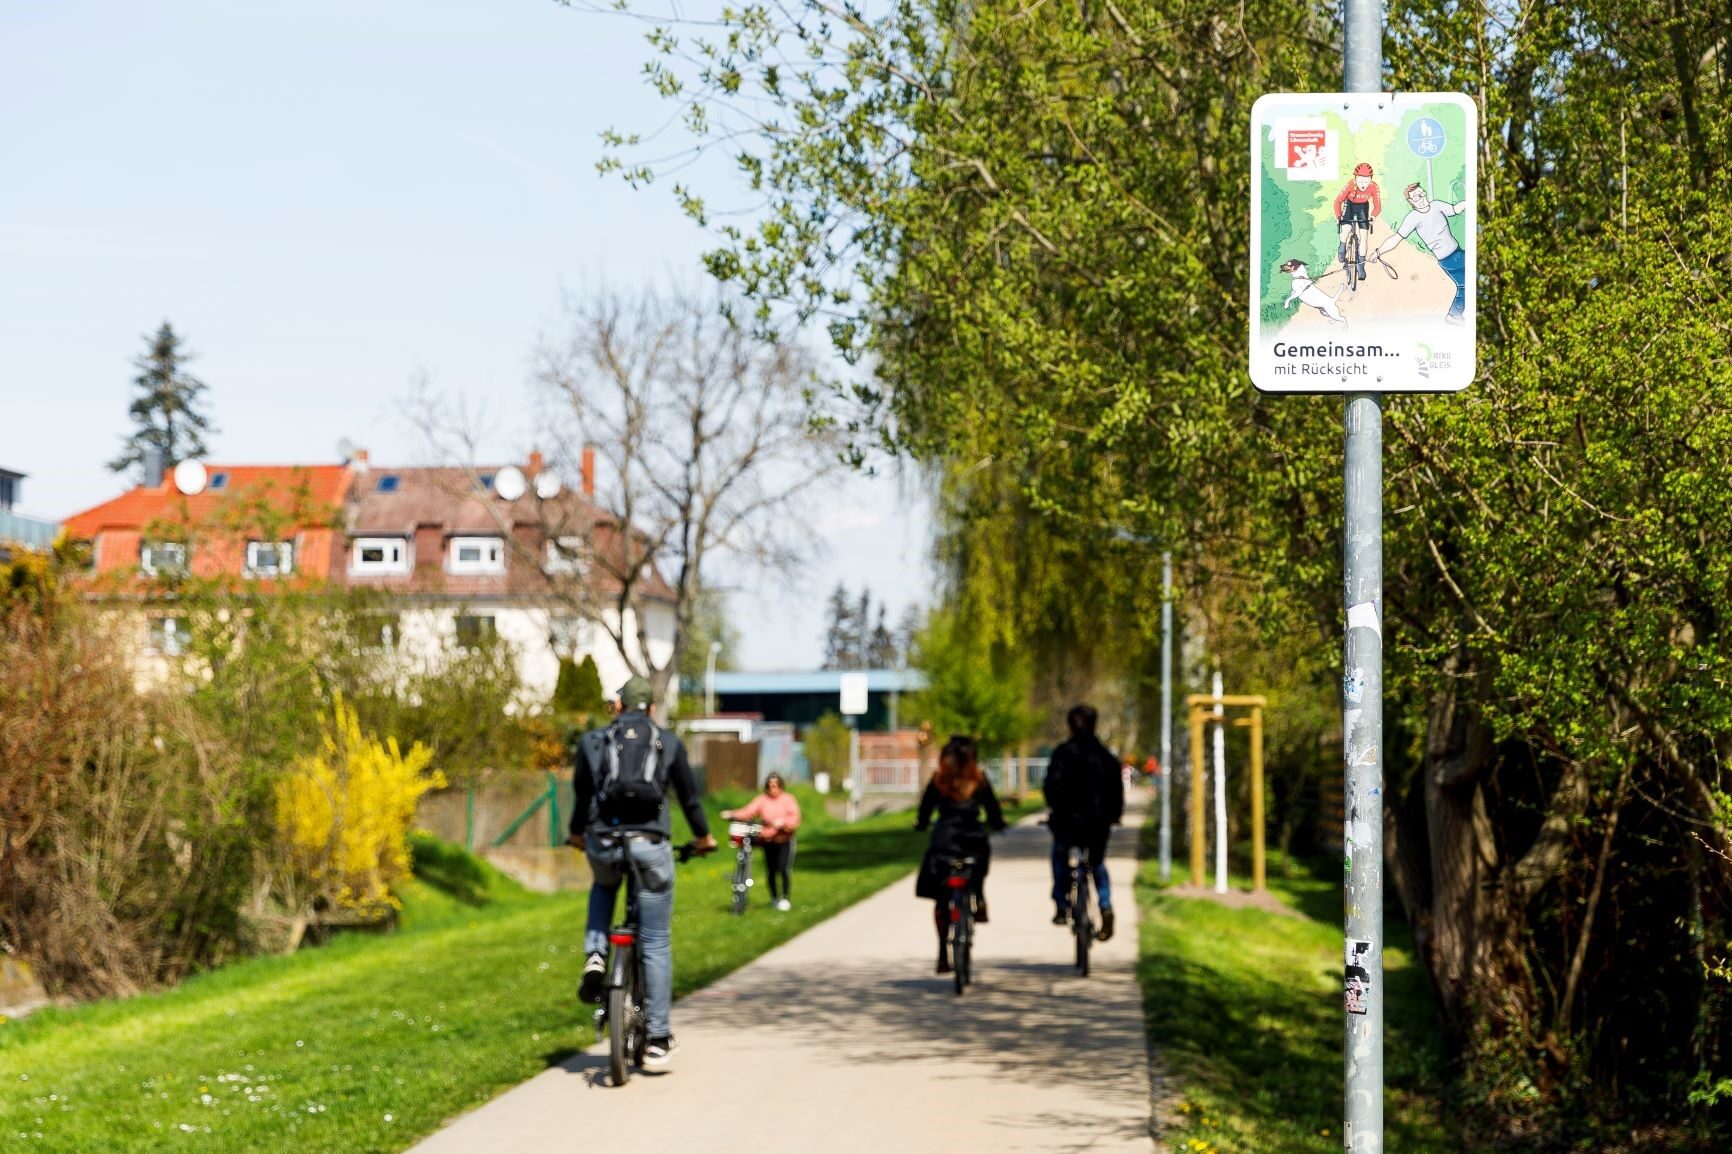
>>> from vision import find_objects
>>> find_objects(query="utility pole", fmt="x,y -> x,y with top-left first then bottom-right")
1212,665 -> 1226,887
1342,1 -> 1385,1149
1159,551 -> 1173,881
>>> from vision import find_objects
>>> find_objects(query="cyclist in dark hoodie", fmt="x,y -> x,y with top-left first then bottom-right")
1043,703 -> 1125,940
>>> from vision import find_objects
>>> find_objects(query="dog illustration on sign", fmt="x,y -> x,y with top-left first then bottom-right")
1278,259 -> 1348,327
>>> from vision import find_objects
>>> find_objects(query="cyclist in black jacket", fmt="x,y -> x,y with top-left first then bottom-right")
1043,703 -> 1125,940
568,676 -> 716,1067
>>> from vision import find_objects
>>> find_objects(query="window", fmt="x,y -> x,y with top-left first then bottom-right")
208,472 -> 228,490
140,541 -> 188,576
245,540 -> 295,577
0,475 -> 15,510
350,537 -> 410,575
549,615 -> 591,655
148,616 -> 188,656
448,536 -> 505,575
455,614 -> 496,649
544,536 -> 588,575
376,475 -> 400,493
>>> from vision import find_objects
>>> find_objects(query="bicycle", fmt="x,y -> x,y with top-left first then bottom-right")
1065,844 -> 1094,977
727,820 -> 763,915
942,854 -> 978,995
589,831 -> 705,1086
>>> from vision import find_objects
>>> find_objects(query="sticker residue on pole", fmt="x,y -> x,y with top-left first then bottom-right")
1346,601 -> 1380,638
1345,939 -> 1374,1015
1343,670 -> 1365,705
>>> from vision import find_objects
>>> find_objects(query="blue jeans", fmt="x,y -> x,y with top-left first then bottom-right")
1050,837 -> 1112,912
585,837 -> 676,1038
1438,247 -> 1467,318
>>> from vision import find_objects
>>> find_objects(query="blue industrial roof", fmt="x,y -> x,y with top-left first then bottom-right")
711,669 -> 928,694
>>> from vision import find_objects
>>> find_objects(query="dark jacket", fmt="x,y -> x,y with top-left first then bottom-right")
914,776 -> 1006,899
570,711 -> 711,841
1043,733 -> 1125,844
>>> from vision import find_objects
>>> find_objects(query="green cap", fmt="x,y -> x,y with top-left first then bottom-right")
617,676 -> 655,710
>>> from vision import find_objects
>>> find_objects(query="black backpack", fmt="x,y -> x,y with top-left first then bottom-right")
593,718 -> 670,822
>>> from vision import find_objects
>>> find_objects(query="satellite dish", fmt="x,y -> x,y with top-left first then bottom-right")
534,471 -> 563,500
493,465 -> 527,501
173,460 -> 208,496
336,437 -> 357,462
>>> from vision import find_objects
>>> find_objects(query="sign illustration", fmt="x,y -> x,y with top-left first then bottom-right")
1249,92 -> 1477,394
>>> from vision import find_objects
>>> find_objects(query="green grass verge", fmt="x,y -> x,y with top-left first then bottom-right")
0,786 -> 946,1154
1138,843 -> 1454,1154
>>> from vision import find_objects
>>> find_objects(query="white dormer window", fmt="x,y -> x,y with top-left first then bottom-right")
245,540 -> 295,577
140,541 -> 188,576
448,536 -> 505,575
544,536 -> 588,575
351,537 -> 410,575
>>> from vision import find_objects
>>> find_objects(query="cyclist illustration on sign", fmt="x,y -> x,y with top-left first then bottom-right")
1368,182 -> 1470,325
1332,162 -> 1382,287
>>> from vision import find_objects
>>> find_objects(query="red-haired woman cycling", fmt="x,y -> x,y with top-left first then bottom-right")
914,735 -> 1007,974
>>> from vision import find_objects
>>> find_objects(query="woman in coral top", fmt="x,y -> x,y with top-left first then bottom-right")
721,774 -> 803,911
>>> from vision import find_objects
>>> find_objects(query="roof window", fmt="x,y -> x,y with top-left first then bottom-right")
208,472 -> 228,490
376,475 -> 400,493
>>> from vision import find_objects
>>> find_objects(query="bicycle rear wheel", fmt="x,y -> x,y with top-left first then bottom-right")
1073,873 -> 1091,977
953,909 -> 970,995
1345,229 -> 1362,291
607,985 -> 630,1086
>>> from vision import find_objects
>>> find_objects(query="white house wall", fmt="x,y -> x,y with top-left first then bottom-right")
395,601 -> 676,708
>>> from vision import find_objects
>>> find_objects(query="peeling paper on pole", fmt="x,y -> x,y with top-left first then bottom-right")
1343,669 -> 1366,705
1346,600 -> 1380,638
1345,939 -> 1374,1015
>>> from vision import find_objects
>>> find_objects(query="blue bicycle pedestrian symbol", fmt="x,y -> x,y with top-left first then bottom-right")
1407,117 -> 1446,158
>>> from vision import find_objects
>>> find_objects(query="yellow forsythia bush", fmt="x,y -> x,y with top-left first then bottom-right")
274,693 -> 445,919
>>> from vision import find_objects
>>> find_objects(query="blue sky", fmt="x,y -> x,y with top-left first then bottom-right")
0,0 -> 931,669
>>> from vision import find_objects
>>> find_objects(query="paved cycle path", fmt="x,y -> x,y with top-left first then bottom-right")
409,807 -> 1153,1153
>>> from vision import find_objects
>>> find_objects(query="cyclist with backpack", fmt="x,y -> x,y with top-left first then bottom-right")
570,676 -> 716,1067
1043,704 -> 1125,941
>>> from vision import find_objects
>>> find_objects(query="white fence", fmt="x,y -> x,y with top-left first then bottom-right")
857,756 -> 1049,794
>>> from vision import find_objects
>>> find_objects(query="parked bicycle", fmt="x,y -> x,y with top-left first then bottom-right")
590,830 -> 705,1086
1064,844 -> 1094,977
942,854 -> 978,995
727,820 -> 763,915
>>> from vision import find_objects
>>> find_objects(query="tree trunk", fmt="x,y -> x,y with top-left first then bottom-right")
1422,646 -> 1500,1040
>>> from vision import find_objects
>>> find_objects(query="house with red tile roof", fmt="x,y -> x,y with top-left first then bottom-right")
59,450 -> 675,705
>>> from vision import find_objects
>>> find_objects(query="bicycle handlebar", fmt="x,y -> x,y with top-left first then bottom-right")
676,841 -> 714,863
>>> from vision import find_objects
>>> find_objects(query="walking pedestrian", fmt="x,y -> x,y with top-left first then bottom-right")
721,773 -> 802,910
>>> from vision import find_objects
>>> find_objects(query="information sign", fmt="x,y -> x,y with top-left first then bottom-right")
1249,92 -> 1476,393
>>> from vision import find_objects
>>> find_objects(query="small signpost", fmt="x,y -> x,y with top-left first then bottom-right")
840,672 -> 868,822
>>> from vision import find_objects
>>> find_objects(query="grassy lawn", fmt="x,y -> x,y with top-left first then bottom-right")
0,787 -> 945,1154
1138,841 -> 1455,1154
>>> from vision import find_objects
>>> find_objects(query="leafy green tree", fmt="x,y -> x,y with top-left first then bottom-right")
109,322 -> 217,477
906,607 -> 1036,754
802,711 -> 853,786
553,654 -> 608,718
601,0 -> 1732,1140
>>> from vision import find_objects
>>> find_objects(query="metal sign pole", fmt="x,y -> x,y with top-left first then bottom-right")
1342,1 -> 1385,1150
1159,551 -> 1173,882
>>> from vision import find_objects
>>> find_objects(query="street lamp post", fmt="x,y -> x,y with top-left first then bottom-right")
704,641 -> 722,715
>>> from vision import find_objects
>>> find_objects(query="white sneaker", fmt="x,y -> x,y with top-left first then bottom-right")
774,898 -> 792,912
644,1036 -> 679,1067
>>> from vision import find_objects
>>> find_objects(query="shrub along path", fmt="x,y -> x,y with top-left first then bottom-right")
0,788 -> 953,1154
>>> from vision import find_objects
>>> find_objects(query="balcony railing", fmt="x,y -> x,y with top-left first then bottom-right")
0,509 -> 59,551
